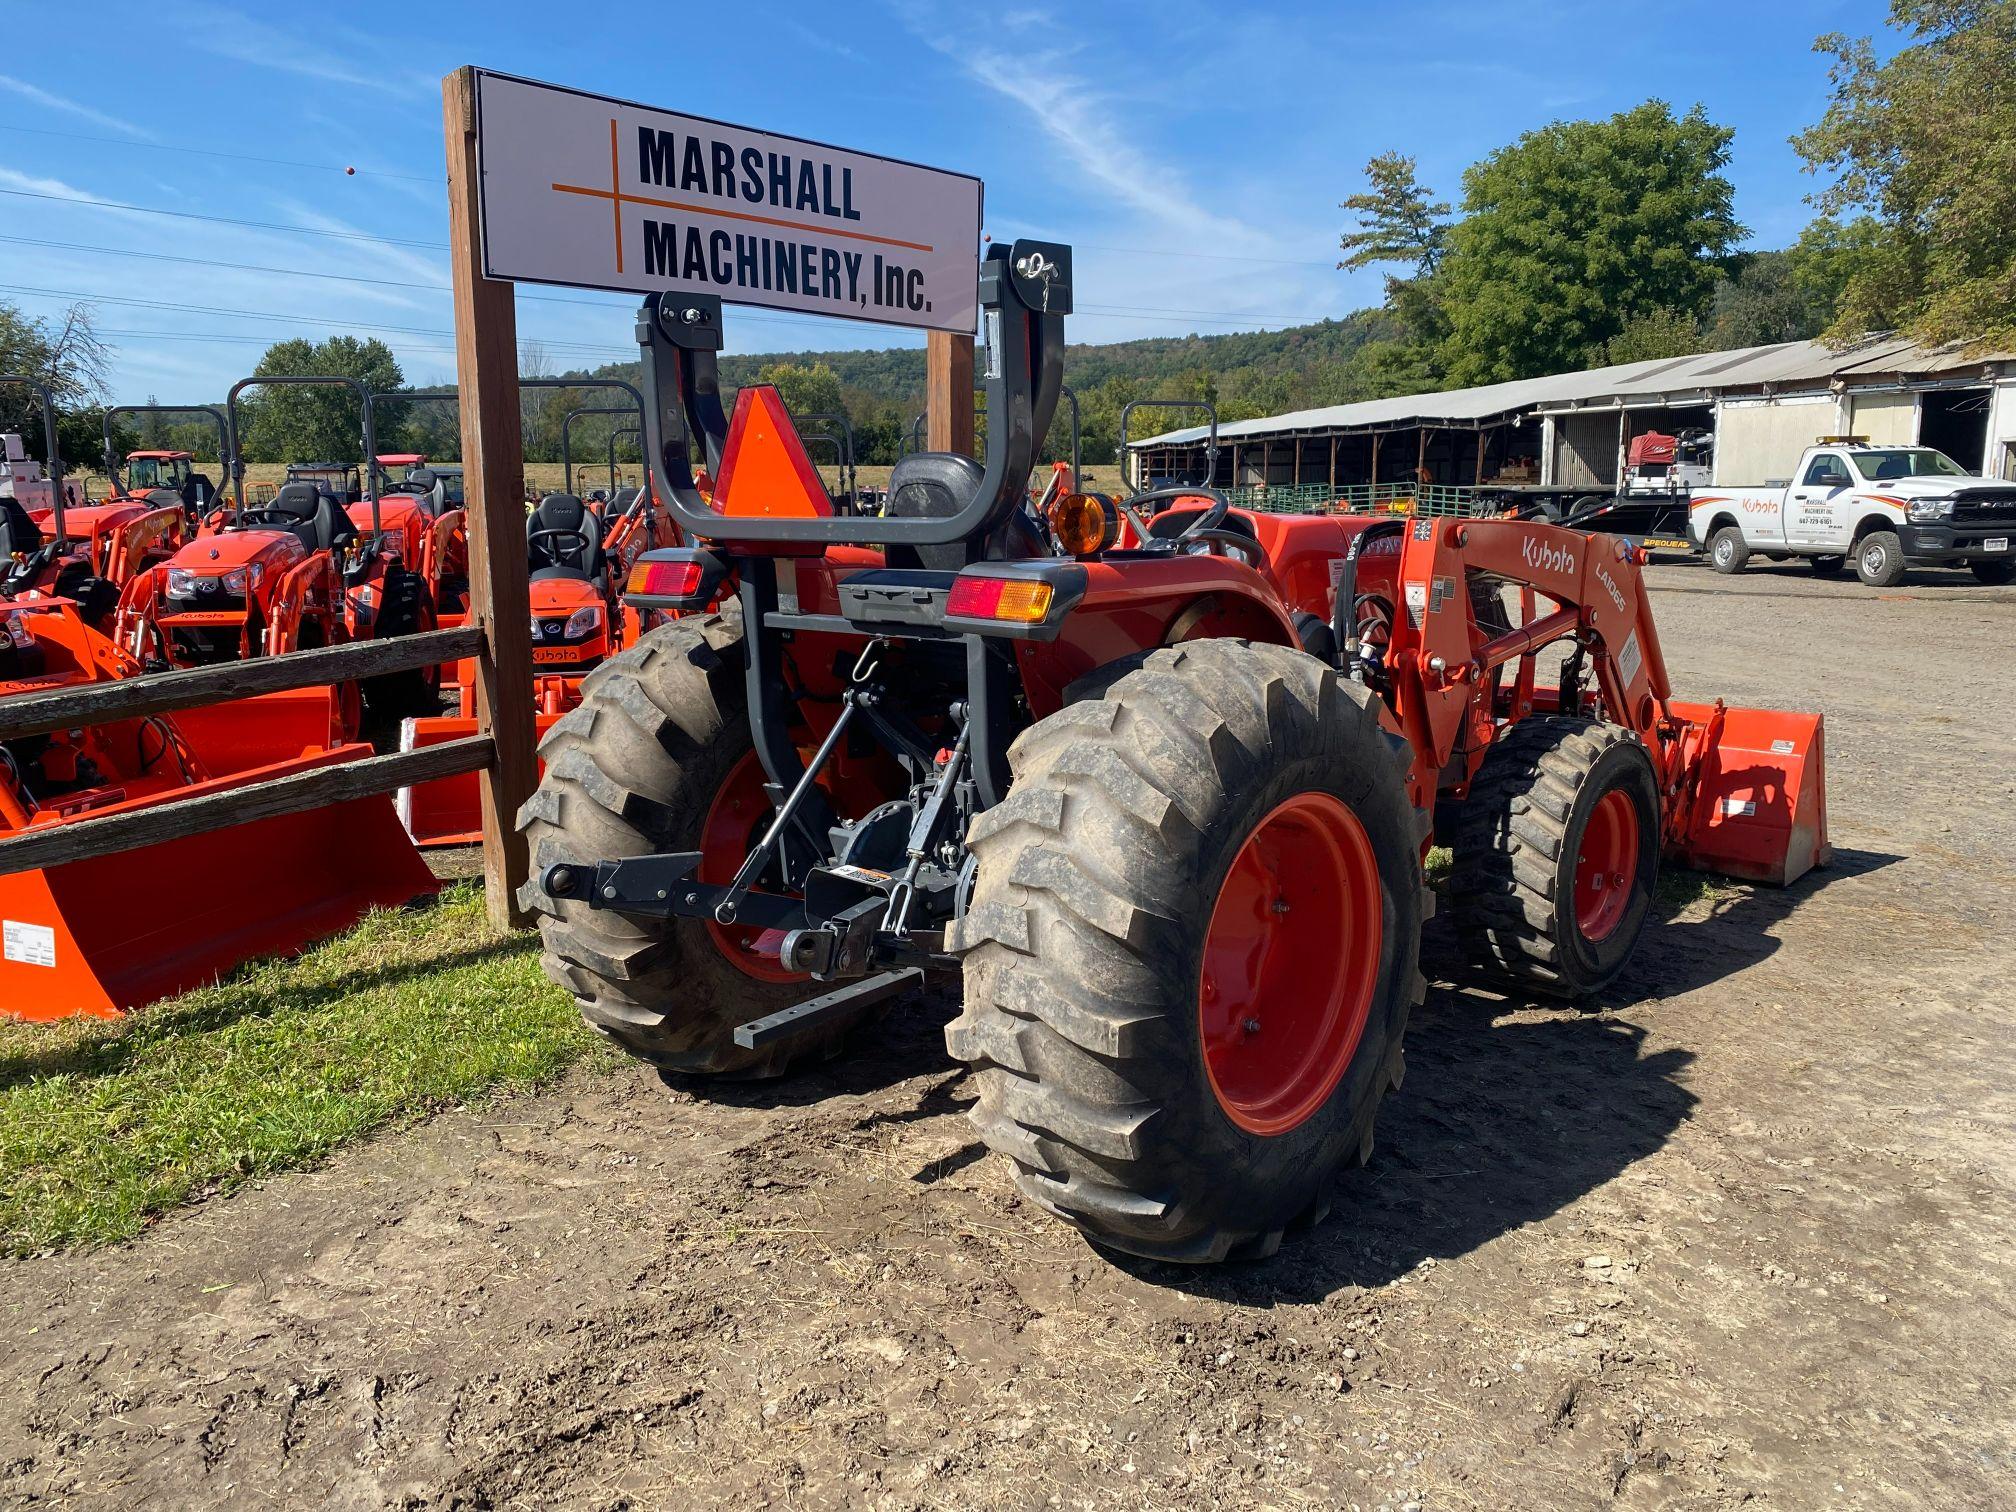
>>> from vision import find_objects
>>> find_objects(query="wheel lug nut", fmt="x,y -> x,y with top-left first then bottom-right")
1243,1017 -> 1261,1035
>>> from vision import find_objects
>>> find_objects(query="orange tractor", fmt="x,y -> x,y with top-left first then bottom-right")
2,382 -> 191,624
113,377 -> 454,716
521,242 -> 1829,1264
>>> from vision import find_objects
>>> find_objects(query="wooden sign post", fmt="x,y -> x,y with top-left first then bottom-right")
926,330 -> 975,456
444,66 -> 536,930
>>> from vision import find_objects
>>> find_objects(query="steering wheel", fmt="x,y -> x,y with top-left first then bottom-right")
529,525 -> 594,563
236,507 -> 297,530
1127,485 -> 1233,549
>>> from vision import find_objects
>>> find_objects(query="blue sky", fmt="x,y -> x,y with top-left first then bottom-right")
0,0 -> 1889,405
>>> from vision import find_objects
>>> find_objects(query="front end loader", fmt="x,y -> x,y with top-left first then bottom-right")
519,241 -> 1828,1263
0,598 -> 436,1018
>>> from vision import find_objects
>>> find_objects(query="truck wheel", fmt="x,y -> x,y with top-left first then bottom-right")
517,606 -> 840,1079
1809,555 -> 1846,577
947,640 -> 1429,1263
1445,717 -> 1659,1000
1708,526 -> 1749,574
1969,559 -> 2015,586
1855,531 -> 1907,587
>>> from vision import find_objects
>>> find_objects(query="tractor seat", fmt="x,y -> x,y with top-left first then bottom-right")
608,485 -> 640,513
884,451 -> 1044,570
526,492 -> 607,584
260,480 -> 357,554
0,495 -> 44,559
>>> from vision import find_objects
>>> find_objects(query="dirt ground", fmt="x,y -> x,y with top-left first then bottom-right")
5,556 -> 2014,1510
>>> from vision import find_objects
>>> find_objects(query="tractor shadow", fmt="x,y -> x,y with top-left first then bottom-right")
1115,845 -> 1903,1304
1603,844 -> 1902,1001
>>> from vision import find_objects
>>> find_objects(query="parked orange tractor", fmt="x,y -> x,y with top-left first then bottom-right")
520,242 -> 1829,1264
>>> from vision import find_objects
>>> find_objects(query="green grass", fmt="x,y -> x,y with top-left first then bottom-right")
0,885 -> 604,1255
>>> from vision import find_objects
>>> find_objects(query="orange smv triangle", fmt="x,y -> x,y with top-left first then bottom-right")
712,385 -> 834,521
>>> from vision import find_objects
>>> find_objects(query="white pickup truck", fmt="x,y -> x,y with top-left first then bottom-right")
1687,441 -> 2016,587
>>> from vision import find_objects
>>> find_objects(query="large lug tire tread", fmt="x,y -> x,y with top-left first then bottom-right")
945,640 -> 1430,1264
515,606 -> 831,1079
1855,530 -> 1908,587
1444,716 -> 1660,1000
1708,526 -> 1749,574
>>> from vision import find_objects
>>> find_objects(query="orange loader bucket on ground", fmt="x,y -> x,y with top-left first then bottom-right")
397,712 -> 561,847
1668,699 -> 1830,887
1,747 -> 439,1021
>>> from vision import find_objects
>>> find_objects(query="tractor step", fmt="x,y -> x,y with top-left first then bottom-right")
732,968 -> 922,1050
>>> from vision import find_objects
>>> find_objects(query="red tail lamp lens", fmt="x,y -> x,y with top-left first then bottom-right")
628,559 -> 705,598
946,575 -> 1055,623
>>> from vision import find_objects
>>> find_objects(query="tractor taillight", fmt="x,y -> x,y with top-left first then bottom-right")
946,576 -> 1054,623
627,559 -> 705,599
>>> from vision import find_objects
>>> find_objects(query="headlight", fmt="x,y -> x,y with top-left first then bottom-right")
166,566 -> 197,597
528,615 -> 544,641
563,604 -> 604,640
3,612 -> 30,650
1907,497 -> 1955,523
220,568 -> 249,596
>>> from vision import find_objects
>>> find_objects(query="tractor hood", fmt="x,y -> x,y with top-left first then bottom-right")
164,528 -> 307,574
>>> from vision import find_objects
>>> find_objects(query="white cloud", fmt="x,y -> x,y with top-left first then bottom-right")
168,3 -> 431,98
0,75 -> 153,139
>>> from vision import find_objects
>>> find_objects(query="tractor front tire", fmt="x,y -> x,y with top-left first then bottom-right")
1445,717 -> 1660,999
517,607 -> 831,1079
947,640 -> 1429,1263
1708,526 -> 1749,574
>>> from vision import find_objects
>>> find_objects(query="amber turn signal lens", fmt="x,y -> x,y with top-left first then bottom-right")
1048,492 -> 1118,557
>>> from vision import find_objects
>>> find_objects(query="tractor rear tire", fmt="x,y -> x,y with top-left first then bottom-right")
1445,717 -> 1660,999
946,640 -> 1430,1263
516,606 -> 836,1079
1707,526 -> 1749,574
1855,530 -> 1908,587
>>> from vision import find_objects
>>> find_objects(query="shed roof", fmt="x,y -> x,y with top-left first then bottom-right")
1127,334 -> 2014,448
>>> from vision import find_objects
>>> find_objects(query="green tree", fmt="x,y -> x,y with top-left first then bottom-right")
1603,307 -> 1706,364
0,300 -> 116,469
237,336 -> 406,467
1338,152 -> 1451,280
1338,153 -> 1452,393
755,361 -> 846,425
1794,0 -> 2016,348
1436,101 -> 1743,385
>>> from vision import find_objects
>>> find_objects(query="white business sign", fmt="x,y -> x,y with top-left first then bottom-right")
473,70 -> 983,333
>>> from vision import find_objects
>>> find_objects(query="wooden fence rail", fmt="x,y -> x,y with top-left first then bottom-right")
0,735 -> 493,875
0,625 -> 482,743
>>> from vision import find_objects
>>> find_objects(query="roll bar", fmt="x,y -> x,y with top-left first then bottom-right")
795,411 -> 856,506
561,405 -> 643,495
226,375 -> 380,539
639,239 -> 1071,546
608,425 -> 641,497
1119,398 -> 1219,493
1055,384 -> 1081,491
0,374 -> 65,548
378,377 -> 650,503
102,404 -> 228,492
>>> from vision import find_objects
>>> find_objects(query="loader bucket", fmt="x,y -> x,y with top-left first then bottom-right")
1667,699 -> 1830,887
171,685 -> 353,770
0,747 -> 439,1021
396,711 -> 561,847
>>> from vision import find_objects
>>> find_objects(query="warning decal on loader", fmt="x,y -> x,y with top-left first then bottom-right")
4,920 -> 56,969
